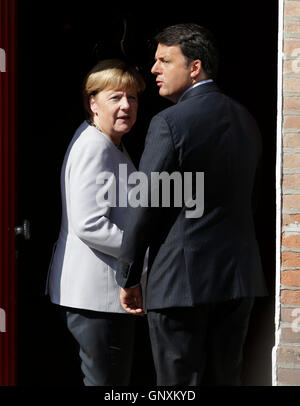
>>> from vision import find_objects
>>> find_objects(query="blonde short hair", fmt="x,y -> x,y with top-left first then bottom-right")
83,59 -> 146,118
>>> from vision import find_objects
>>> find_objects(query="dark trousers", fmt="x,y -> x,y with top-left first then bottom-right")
147,298 -> 254,386
60,307 -> 135,386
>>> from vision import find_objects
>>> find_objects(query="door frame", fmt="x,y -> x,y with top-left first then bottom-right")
0,0 -> 17,386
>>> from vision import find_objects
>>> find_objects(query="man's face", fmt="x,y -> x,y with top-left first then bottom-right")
151,43 -> 194,103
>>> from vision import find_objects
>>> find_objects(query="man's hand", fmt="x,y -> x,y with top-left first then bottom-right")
120,286 -> 145,316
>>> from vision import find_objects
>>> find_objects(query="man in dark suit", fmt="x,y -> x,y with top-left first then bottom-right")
116,23 -> 267,385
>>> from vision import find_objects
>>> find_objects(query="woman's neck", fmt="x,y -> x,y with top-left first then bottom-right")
90,118 -> 122,147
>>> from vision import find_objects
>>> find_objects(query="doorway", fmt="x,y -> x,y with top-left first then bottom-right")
16,0 -> 278,385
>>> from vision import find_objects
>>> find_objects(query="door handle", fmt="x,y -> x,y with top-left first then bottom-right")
15,219 -> 31,240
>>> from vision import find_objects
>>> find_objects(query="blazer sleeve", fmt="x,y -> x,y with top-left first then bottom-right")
68,138 -> 123,258
116,114 -> 177,287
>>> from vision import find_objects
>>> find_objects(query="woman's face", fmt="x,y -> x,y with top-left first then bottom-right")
90,88 -> 138,140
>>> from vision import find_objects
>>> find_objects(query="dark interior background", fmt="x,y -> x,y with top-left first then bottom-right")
16,0 -> 278,386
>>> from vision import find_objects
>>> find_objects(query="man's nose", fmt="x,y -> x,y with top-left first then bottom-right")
151,61 -> 160,75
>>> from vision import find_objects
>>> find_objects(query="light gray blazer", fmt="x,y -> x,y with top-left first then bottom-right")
46,121 -> 146,313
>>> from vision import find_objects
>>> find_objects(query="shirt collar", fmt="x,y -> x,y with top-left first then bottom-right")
178,79 -> 213,103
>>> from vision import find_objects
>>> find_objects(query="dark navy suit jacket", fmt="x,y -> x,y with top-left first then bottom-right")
116,82 -> 267,310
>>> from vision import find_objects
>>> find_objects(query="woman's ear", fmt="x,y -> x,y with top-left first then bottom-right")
89,96 -> 97,114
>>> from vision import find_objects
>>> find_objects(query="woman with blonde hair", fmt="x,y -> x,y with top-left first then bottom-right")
46,59 -> 146,386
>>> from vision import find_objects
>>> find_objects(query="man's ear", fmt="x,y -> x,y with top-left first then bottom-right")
190,59 -> 202,80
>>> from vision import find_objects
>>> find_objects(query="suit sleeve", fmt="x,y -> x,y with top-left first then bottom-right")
68,138 -> 123,258
116,114 -> 177,287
